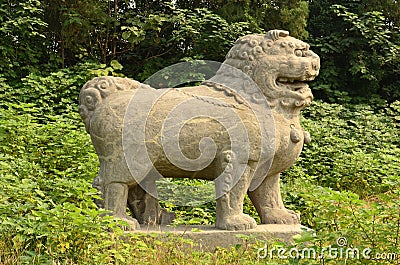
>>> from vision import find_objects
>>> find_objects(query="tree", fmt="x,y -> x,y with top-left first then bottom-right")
176,0 -> 309,39
119,3 -> 258,80
307,0 -> 400,102
0,0 -> 48,81
43,0 -> 117,67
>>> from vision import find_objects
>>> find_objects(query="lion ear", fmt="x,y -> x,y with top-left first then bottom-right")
266,30 -> 290,41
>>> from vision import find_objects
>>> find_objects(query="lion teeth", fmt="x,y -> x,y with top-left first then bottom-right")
277,77 -> 297,83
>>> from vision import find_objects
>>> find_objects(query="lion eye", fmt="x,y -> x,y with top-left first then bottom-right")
295,50 -> 303,57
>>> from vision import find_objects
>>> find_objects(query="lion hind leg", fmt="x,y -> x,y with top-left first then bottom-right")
127,185 -> 175,225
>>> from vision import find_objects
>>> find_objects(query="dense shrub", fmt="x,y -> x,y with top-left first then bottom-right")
0,103 -> 107,263
0,62 -> 126,264
283,100 -> 400,197
0,65 -> 399,263
0,61 -> 123,117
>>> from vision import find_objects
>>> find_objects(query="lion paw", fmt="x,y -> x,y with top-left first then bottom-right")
120,216 -> 140,231
260,208 -> 300,224
141,209 -> 176,226
159,209 -> 176,225
216,213 -> 257,231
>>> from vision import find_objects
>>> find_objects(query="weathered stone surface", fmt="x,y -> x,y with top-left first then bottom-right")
79,29 -> 320,231
134,224 -> 307,251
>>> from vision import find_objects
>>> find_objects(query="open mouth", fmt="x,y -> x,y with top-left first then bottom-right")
275,77 -> 310,92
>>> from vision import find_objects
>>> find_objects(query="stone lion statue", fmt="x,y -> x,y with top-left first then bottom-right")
79,30 -> 320,230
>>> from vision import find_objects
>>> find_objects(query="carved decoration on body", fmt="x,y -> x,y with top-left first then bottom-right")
79,30 -> 320,230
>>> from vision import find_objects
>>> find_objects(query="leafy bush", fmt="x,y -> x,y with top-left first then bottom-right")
283,100 -> 400,197
120,3 -> 260,80
0,61 -> 123,117
0,63 -> 399,264
0,103 -> 112,264
307,2 -> 400,102
274,100 -> 400,264
271,179 -> 400,265
0,0 -> 48,80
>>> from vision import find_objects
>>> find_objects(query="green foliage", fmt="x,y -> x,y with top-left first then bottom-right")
276,100 -> 400,264
176,0 -> 309,39
43,0 -> 118,66
0,61 -> 123,117
275,182 -> 400,265
0,0 -> 48,80
1,81 -> 399,263
2,0 -> 399,102
333,5 -> 400,98
0,105 -> 95,178
283,100 -> 400,197
277,1 -> 309,39
1,1 -> 400,263
0,103 -> 112,264
120,3 -> 259,80
307,0 -> 400,102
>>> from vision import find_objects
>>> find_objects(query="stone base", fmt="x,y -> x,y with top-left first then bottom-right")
133,224 -> 309,251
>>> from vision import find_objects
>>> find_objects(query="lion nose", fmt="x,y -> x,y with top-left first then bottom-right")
312,61 -> 319,71
304,57 -> 320,78
311,54 -> 320,72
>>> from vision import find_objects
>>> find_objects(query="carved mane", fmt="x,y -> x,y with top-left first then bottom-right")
213,30 -> 317,109
79,77 -> 140,132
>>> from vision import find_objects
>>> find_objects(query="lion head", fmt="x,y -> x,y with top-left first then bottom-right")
79,77 -> 141,133
215,30 -> 320,109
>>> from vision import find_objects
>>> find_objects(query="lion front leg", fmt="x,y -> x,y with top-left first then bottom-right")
248,173 -> 300,224
215,163 -> 257,231
96,158 -> 140,230
103,182 -> 140,230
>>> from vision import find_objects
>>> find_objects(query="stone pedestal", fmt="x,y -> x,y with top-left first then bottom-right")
134,224 -> 309,251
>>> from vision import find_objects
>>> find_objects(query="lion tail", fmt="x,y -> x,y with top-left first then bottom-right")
79,76 -> 141,133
